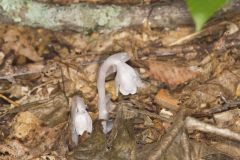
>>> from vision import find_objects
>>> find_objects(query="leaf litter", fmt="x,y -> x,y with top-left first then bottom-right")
0,10 -> 240,160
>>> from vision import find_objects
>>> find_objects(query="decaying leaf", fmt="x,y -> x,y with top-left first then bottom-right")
213,109 -> 240,129
211,69 -> 240,97
0,140 -> 30,159
87,28 -> 160,56
2,29 -> 42,62
148,60 -> 201,85
10,111 -> 42,140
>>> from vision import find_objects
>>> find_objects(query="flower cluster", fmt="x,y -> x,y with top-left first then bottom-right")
71,52 -> 143,145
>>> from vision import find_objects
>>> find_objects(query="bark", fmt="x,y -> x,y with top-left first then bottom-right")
0,0 -> 191,32
35,0 -> 159,5
0,0 -> 239,32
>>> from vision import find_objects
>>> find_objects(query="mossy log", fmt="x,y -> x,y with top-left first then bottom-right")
0,0 -> 239,32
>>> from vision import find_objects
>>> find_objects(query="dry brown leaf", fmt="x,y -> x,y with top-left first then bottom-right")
148,60 -> 201,85
213,109 -> 240,129
154,89 -> 179,111
0,140 -> 30,158
57,33 -> 88,53
2,29 -> 42,62
87,28 -> 160,56
211,69 -> 239,97
180,69 -> 240,109
28,123 -> 65,149
10,111 -> 42,140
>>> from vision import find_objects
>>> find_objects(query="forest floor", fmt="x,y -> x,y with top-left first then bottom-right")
0,1 -> 240,160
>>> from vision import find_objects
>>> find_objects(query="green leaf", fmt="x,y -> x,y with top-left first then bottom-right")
185,0 -> 229,31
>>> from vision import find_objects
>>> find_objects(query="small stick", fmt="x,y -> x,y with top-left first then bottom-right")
192,98 -> 240,118
0,93 -> 20,107
185,116 -> 240,142
123,105 -> 173,122
181,130 -> 191,160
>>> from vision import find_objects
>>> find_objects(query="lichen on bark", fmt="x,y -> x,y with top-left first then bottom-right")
0,0 -> 132,32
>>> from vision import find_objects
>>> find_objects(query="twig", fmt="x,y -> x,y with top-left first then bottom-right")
0,93 -> 20,107
193,98 -> 240,118
140,26 -> 240,58
147,108 -> 187,160
118,100 -> 173,122
185,116 -> 240,142
123,105 -> 173,122
181,130 -> 191,160
211,141 -> 240,158
169,21 -> 231,46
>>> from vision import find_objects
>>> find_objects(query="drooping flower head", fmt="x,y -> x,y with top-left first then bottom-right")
97,52 -> 143,121
115,62 -> 143,95
71,95 -> 92,146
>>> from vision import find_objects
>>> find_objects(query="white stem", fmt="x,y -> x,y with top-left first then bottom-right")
97,61 -> 110,120
97,53 -> 130,120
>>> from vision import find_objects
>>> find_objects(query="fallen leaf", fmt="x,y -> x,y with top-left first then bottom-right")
0,140 -> 30,158
148,60 -> 201,85
211,70 -> 239,97
10,111 -> 42,140
2,29 -> 42,62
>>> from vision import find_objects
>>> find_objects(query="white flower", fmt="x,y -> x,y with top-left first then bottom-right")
97,53 -> 130,120
97,52 -> 143,132
71,95 -> 92,146
115,62 -> 143,95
